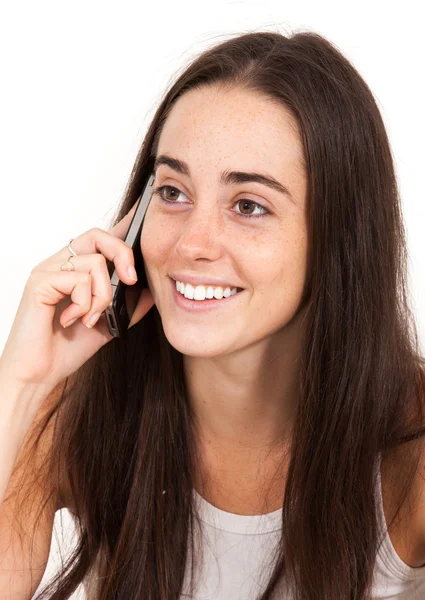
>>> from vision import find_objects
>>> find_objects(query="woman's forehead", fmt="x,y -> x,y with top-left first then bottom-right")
156,87 -> 305,185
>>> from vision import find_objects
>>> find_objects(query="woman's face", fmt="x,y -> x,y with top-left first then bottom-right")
141,85 -> 309,357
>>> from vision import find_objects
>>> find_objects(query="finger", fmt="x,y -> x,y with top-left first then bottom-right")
29,270 -> 92,327
55,254 -> 118,327
54,228 -> 139,286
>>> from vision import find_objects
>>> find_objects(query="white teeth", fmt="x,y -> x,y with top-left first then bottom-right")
176,280 -> 238,301
184,284 -> 194,299
193,285 -> 205,300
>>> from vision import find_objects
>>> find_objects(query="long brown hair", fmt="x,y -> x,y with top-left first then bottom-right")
14,29 -> 425,599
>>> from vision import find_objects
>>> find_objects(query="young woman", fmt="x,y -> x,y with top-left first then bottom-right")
1,29 -> 425,600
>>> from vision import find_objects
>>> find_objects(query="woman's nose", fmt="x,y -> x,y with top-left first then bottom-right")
174,206 -> 225,260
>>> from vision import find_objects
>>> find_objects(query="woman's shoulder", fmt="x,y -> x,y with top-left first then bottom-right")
380,383 -> 425,569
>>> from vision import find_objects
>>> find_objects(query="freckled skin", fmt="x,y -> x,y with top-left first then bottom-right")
141,85 -> 309,461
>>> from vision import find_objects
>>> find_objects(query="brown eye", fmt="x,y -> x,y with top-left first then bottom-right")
234,199 -> 269,219
163,187 -> 181,201
236,200 -> 256,216
153,185 -> 187,203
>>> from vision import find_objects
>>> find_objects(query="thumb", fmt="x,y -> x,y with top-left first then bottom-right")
127,287 -> 155,329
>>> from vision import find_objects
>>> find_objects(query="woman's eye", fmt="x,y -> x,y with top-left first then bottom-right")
234,199 -> 269,218
153,185 -> 187,203
152,184 -> 270,220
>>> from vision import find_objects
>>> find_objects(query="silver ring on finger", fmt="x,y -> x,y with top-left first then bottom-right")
60,238 -> 78,271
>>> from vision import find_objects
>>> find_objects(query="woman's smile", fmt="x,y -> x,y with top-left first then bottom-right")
169,275 -> 245,314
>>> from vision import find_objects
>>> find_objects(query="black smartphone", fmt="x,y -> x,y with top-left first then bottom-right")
104,172 -> 155,338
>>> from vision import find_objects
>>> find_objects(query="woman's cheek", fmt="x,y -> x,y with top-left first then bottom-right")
140,212 -> 177,274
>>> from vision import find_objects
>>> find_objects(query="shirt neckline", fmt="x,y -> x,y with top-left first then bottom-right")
192,487 -> 283,535
192,455 -> 425,579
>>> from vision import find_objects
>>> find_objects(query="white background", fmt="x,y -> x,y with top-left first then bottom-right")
0,1 -> 423,598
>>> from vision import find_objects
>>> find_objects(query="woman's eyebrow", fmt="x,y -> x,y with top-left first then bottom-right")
153,154 -> 295,204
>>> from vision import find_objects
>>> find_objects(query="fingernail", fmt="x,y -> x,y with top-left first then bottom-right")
63,317 -> 78,328
127,265 -> 138,281
86,312 -> 101,328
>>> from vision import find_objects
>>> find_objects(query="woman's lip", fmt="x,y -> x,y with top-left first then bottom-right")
169,276 -> 244,313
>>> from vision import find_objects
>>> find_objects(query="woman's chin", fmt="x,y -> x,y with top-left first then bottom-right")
162,325 -> 236,358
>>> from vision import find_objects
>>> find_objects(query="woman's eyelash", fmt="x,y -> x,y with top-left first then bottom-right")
151,185 -> 270,219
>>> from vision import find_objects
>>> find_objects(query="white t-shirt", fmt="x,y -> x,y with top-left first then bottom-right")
179,463 -> 425,599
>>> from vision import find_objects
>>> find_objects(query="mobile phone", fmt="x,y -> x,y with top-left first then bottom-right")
104,172 -> 155,338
